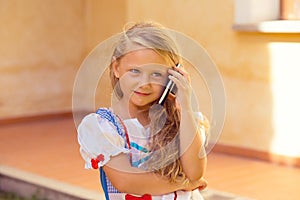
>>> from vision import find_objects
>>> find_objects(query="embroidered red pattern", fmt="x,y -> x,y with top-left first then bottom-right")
91,154 -> 105,169
125,194 -> 152,200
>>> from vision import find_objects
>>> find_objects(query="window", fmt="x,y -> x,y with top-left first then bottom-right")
233,0 -> 300,33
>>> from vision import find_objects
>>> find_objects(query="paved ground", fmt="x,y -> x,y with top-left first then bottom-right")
1,116 -> 300,199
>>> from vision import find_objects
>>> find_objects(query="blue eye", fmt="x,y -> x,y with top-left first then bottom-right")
152,72 -> 162,77
129,68 -> 140,74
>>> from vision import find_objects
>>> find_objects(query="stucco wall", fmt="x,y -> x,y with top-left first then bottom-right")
0,0 -> 126,118
0,0 -> 85,117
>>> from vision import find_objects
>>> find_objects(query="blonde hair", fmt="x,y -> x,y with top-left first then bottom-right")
109,22 -> 207,183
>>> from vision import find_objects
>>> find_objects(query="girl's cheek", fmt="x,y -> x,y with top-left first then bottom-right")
119,78 -> 139,93
153,84 -> 165,94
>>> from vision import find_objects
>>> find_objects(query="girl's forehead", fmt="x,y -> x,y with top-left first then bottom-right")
120,48 -> 171,66
137,63 -> 170,71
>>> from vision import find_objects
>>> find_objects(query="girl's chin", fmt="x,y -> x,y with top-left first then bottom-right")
130,99 -> 157,109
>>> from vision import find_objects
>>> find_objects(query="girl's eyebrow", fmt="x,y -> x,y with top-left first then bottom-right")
126,64 -> 139,68
139,63 -> 170,71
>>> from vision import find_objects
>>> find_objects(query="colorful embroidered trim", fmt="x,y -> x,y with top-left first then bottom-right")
96,108 -> 129,148
131,155 -> 151,167
130,142 -> 149,153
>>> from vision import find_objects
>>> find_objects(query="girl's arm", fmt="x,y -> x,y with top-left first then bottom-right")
168,68 -> 207,181
179,107 -> 207,181
103,153 -> 205,195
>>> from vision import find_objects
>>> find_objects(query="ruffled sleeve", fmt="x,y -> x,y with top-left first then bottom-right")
77,113 -> 130,169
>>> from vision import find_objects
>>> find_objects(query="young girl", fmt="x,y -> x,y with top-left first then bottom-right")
77,22 -> 209,200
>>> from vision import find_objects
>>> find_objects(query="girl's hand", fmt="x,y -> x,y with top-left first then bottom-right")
183,177 -> 208,191
167,67 -> 192,109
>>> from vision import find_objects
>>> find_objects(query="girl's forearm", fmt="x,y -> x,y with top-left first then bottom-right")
179,107 -> 207,181
104,165 -> 184,195
103,154 -> 185,195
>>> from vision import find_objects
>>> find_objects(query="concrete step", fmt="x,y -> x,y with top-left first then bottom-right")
0,165 -> 103,200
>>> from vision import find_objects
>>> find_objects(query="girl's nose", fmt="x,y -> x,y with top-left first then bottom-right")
139,74 -> 151,86
139,74 -> 151,87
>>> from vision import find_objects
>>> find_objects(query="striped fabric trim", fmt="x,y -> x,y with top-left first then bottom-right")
130,142 -> 149,153
131,155 -> 151,167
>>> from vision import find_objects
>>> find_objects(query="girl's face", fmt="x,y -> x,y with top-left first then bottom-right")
113,48 -> 170,109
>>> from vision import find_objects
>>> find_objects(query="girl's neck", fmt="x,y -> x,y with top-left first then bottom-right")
112,98 -> 151,126
130,107 -> 150,126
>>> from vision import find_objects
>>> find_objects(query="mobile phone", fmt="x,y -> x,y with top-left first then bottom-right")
158,63 -> 181,105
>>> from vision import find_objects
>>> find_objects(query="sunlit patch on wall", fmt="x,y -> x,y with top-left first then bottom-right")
269,42 -> 300,157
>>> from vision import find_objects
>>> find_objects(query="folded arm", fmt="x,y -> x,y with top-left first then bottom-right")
103,153 -> 205,195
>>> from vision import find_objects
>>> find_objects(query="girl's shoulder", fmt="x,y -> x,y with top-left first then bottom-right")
77,108 -> 130,169
95,107 -> 128,138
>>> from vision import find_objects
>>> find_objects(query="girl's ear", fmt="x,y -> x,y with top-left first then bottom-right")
111,59 -> 120,78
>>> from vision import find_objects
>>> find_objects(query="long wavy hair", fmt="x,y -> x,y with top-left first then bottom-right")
109,22 -> 206,184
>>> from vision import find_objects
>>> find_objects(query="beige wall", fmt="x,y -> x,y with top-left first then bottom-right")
0,0 -> 85,118
1,0 -> 300,158
0,0 -> 126,118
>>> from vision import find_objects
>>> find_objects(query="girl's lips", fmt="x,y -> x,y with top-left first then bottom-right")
134,91 -> 151,96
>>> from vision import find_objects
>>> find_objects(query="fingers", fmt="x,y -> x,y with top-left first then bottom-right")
168,68 -> 190,90
197,178 -> 208,191
184,177 -> 208,191
168,67 -> 190,83
167,66 -> 192,108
